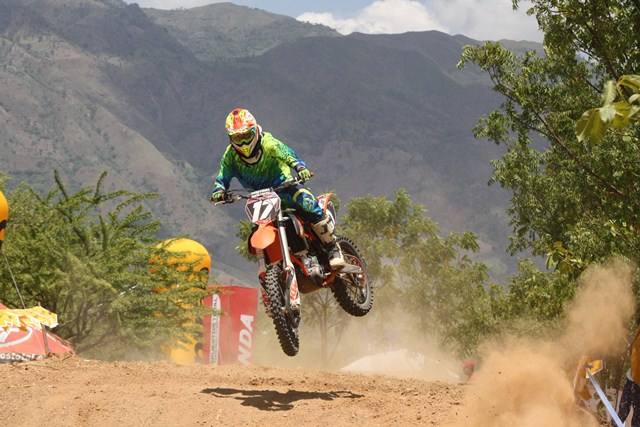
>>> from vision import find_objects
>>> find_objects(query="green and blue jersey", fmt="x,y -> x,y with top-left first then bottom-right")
212,132 -> 323,222
213,132 -> 306,192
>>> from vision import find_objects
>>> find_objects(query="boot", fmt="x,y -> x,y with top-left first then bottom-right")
312,214 -> 346,270
326,242 -> 345,270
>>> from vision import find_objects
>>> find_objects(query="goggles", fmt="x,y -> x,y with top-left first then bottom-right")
229,128 -> 256,146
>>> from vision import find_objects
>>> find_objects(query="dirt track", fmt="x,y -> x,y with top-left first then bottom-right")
4,264 -> 634,426
1,354 -> 466,426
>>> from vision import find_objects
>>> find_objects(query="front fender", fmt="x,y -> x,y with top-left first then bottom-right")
250,224 -> 278,250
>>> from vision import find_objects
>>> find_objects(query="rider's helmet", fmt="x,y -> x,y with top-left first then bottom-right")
225,108 -> 262,160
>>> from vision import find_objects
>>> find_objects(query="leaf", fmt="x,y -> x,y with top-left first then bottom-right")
576,108 -> 606,143
610,101 -> 632,129
601,80 -> 617,105
598,104 -> 618,123
618,75 -> 640,93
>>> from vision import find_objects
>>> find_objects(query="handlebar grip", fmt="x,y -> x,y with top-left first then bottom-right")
213,193 -> 242,206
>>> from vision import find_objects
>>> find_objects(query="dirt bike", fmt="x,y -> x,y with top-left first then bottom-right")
213,177 -> 373,356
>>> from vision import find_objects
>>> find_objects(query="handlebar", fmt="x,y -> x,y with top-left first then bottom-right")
212,173 -> 314,206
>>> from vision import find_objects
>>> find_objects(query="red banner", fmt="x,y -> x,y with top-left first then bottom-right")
202,286 -> 258,365
0,303 -> 73,363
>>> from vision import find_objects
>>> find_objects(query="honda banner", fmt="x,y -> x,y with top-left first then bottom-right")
202,286 -> 258,365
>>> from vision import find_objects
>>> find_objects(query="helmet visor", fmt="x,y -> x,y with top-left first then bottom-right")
229,128 -> 256,147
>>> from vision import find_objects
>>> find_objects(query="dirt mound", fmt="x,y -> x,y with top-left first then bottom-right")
1,353 -> 466,426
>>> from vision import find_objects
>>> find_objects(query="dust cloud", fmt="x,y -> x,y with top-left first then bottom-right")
452,260 -> 636,427
253,301 -> 465,382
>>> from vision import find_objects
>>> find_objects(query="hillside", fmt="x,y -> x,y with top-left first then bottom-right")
0,0 -> 543,279
0,0 -> 233,256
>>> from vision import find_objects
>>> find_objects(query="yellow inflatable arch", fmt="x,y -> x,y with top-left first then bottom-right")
154,238 -> 211,364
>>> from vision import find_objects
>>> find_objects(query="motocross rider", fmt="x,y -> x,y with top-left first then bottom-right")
210,108 -> 346,270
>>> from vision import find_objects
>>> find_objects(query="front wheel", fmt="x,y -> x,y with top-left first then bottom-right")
330,236 -> 373,317
264,264 -> 299,356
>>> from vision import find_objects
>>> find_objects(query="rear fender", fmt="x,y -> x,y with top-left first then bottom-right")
317,193 -> 337,227
316,194 -> 332,215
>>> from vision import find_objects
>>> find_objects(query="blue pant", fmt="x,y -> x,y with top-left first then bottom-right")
277,184 -> 324,223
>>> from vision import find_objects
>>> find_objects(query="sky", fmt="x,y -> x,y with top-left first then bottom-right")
124,0 -> 544,43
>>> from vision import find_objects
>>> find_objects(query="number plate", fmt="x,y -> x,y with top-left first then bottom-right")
245,192 -> 280,224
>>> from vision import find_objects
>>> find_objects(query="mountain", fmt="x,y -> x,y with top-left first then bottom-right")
0,0 -> 540,280
144,2 -> 339,62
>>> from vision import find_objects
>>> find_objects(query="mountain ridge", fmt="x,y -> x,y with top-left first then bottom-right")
144,2 -> 340,62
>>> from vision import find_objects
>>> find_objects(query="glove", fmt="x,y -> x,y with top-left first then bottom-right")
297,167 -> 312,183
210,190 -> 226,203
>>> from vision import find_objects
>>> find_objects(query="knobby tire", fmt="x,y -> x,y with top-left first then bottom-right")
331,236 -> 373,317
265,264 -> 299,356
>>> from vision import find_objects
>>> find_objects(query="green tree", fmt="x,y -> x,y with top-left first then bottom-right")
0,171 -> 209,359
341,190 -> 496,356
487,258 -> 576,340
458,0 -> 640,277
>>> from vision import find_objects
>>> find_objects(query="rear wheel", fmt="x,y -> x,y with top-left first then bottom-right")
264,264 -> 299,356
331,236 -> 373,317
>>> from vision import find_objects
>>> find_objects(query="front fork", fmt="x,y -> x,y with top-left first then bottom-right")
276,210 -> 300,311
256,210 -> 301,316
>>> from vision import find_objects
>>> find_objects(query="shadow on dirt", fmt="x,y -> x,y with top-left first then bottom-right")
201,387 -> 364,411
